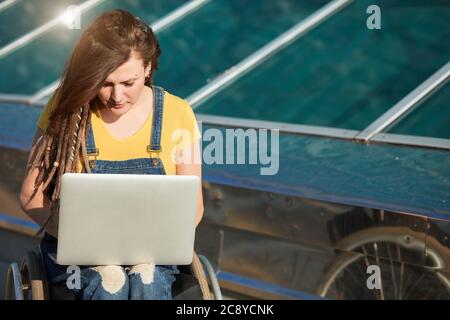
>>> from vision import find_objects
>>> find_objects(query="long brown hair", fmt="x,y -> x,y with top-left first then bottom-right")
32,9 -> 161,234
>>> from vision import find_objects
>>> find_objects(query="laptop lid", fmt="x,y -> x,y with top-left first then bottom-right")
56,173 -> 199,266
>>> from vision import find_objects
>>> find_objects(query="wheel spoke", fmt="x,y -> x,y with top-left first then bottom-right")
373,243 -> 385,300
322,229 -> 450,300
399,238 -> 419,300
361,245 -> 371,270
397,245 -> 404,300
386,243 -> 398,299
403,272 -> 425,300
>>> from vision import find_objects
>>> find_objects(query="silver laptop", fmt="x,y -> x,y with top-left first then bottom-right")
56,173 -> 199,266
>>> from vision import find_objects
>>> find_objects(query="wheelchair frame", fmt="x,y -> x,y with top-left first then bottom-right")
5,248 -> 222,300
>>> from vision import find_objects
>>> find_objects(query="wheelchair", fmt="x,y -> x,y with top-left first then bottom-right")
5,247 -> 222,300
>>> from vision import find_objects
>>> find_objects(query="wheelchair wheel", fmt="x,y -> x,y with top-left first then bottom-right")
5,263 -> 23,300
5,251 -> 49,300
172,251 -> 214,300
318,226 -> 450,299
173,251 -> 222,300
20,250 -> 49,300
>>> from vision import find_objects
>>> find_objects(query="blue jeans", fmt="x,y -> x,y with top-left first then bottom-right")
41,233 -> 179,300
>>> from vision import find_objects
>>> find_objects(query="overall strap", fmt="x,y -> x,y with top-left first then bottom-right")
86,115 -> 99,169
86,119 -> 98,155
147,85 -> 165,158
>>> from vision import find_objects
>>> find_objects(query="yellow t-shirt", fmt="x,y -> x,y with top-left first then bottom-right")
37,88 -> 201,175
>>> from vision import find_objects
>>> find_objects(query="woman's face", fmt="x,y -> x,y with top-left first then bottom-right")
97,53 -> 151,118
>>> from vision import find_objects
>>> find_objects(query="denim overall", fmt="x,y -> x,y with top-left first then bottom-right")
40,86 -> 180,300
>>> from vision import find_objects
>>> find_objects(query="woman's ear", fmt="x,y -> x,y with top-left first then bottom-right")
145,63 -> 152,78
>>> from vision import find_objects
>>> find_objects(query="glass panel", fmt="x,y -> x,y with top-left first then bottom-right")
0,0 -> 185,94
0,0 -> 327,97
155,0 -> 328,97
196,0 -> 450,131
0,0 -> 85,47
199,124 -> 450,218
387,80 -> 450,139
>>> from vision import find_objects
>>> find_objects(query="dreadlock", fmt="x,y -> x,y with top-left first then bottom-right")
31,103 -> 92,236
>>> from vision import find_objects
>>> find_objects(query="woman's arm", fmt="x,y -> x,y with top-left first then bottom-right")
175,138 -> 204,227
20,128 -> 58,237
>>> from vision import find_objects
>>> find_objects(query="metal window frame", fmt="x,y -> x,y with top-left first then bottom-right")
354,61 -> 450,142
369,133 -> 450,150
0,0 -> 19,13
0,0 -> 210,104
0,93 -> 37,105
0,0 -> 104,59
196,114 -> 450,150
0,0 -> 346,103
187,0 -> 353,107
196,114 -> 358,140
151,0 -> 209,33
0,0 -> 449,151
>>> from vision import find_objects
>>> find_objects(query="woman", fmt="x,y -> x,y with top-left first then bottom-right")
19,9 -> 203,300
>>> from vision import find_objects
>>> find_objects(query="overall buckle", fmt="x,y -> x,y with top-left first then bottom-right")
147,146 -> 162,166
87,148 -> 99,168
